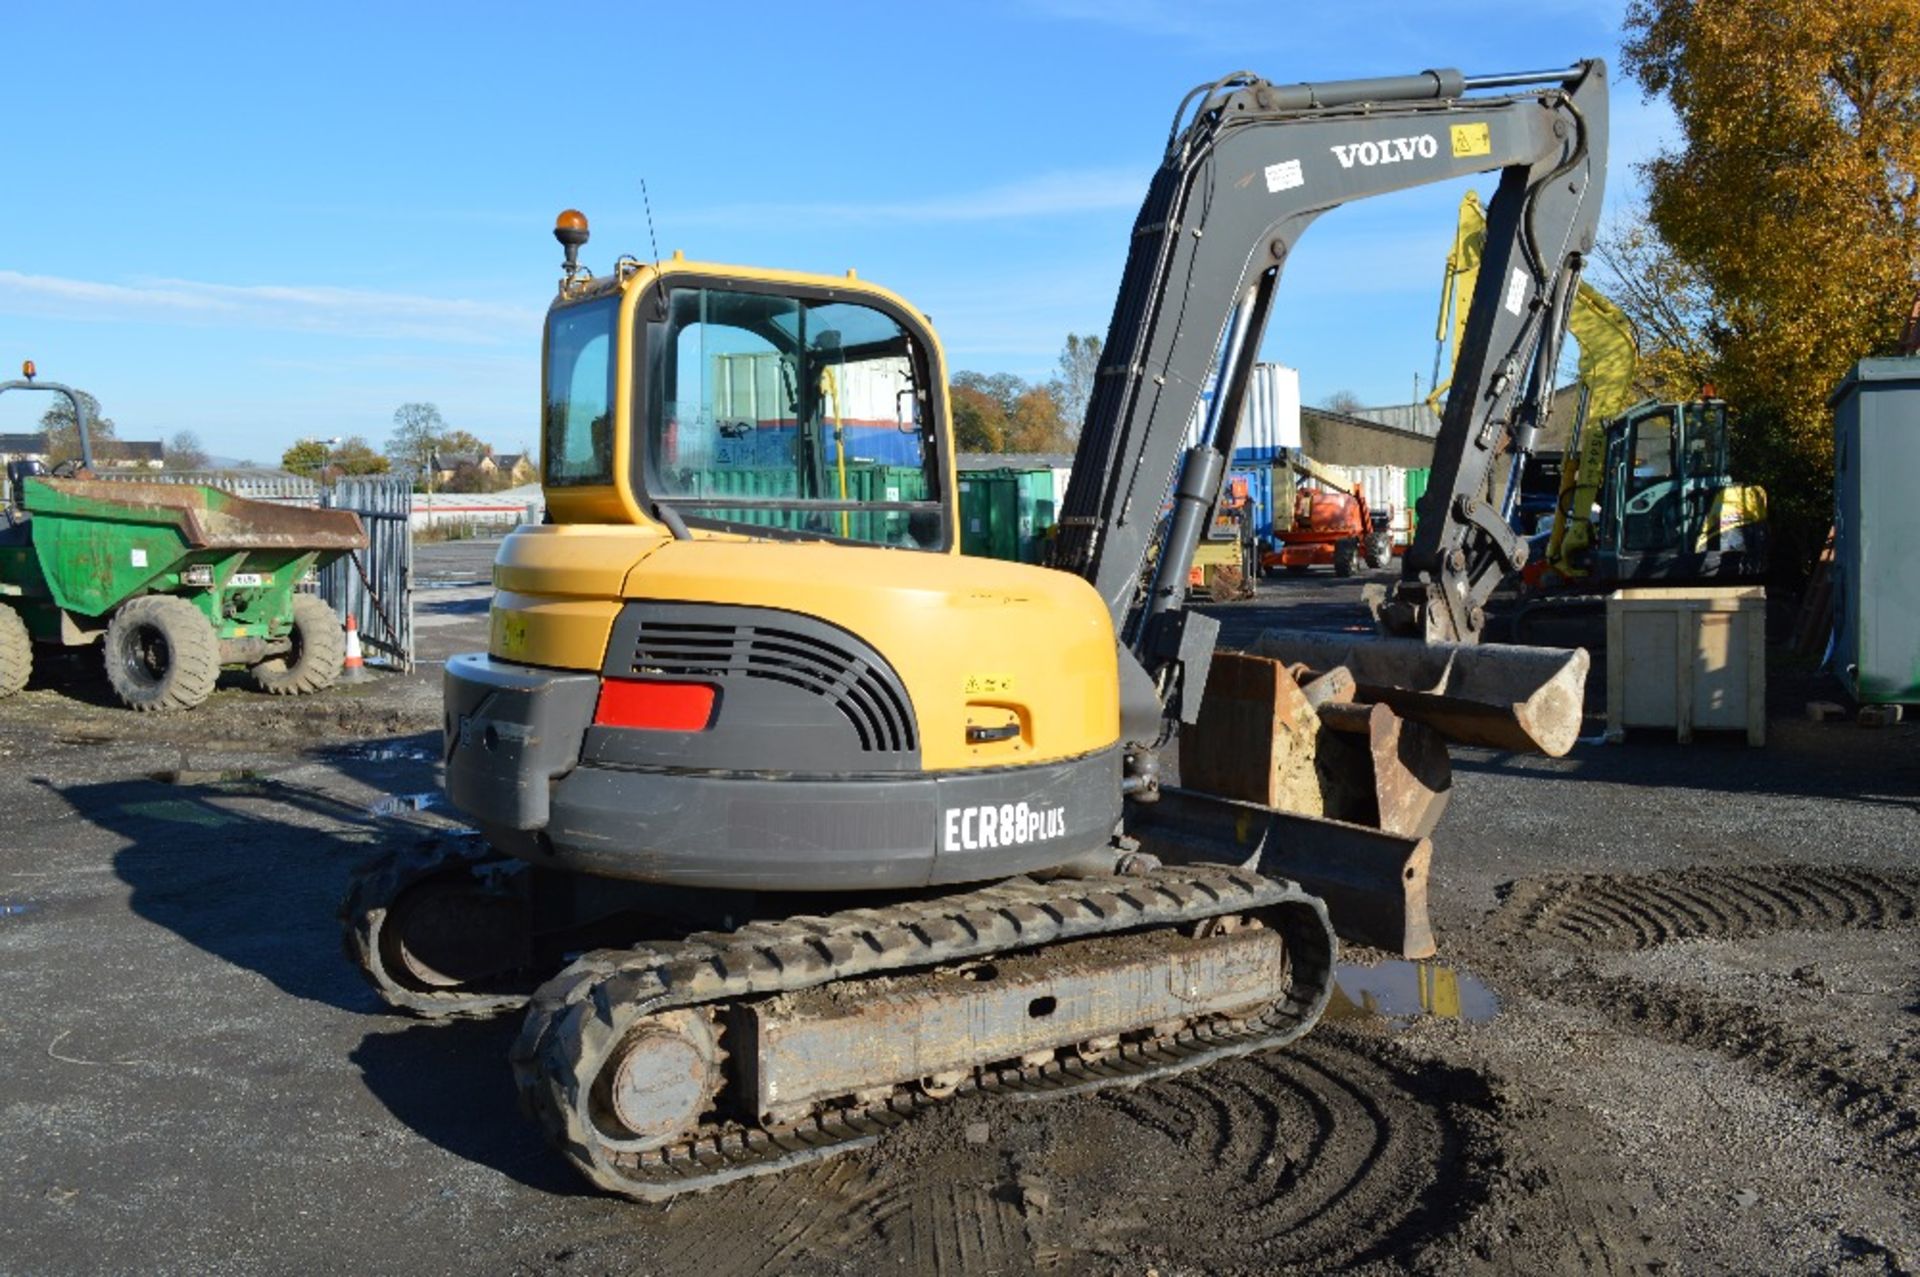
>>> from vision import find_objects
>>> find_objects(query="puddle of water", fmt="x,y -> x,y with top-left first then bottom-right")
117,799 -> 242,829
1326,959 -> 1499,1025
1,902 -> 39,919
345,745 -> 435,764
370,792 -> 441,817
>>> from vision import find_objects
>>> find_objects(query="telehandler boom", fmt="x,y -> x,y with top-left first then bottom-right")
346,60 -> 1607,1199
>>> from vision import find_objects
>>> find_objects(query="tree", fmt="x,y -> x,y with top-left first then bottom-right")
949,384 -> 1006,452
327,435 -> 390,477
1004,385 -> 1074,453
40,391 -> 118,466
1048,333 -> 1103,436
387,402 -> 448,478
1321,390 -> 1365,415
1621,0 -> 1920,574
282,439 -> 330,477
165,430 -> 210,471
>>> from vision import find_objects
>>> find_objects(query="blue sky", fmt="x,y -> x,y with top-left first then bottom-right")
0,1 -> 1673,463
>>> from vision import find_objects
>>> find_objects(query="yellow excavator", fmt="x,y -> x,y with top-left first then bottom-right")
345,61 -> 1609,1199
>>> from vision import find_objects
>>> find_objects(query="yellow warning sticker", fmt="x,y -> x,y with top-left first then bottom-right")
1450,122 -> 1492,158
964,673 -> 1015,696
492,610 -> 528,658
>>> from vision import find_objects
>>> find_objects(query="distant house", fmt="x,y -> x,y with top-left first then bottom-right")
492,452 -> 536,485
0,432 -> 50,467
94,440 -> 165,470
429,447 -> 533,489
429,450 -> 488,486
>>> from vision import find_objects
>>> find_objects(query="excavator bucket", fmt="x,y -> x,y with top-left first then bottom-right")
1251,629 -> 1590,757
1167,652 -> 1448,958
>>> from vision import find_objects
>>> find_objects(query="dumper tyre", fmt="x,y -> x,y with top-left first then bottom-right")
252,594 -> 346,696
1332,539 -> 1358,577
1364,530 -> 1391,569
0,603 -> 30,698
104,594 -> 220,712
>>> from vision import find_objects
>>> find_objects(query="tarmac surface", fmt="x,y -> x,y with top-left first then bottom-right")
0,540 -> 1914,1275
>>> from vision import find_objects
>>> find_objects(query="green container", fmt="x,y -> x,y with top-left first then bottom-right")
683,463 -> 930,547
958,468 -> 1056,563
1404,468 -> 1431,532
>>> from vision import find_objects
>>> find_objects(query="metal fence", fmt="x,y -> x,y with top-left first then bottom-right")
97,470 -> 322,506
320,477 -> 415,671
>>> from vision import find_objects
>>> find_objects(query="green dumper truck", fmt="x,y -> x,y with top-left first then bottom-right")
0,368 -> 366,711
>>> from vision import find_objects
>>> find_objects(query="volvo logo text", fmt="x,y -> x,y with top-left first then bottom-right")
1330,135 -> 1440,168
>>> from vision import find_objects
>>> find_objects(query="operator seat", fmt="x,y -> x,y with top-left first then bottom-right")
4,459 -> 46,528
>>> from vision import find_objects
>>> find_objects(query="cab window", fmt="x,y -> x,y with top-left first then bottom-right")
543,297 -> 618,487
642,285 -> 944,549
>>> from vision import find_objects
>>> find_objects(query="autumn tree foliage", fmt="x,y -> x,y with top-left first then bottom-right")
1619,0 -> 1920,570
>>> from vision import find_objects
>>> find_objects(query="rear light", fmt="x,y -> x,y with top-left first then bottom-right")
593,678 -> 717,731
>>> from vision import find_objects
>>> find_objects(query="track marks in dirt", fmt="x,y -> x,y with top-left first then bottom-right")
1065,1035 -> 1503,1272
1571,978 -> 1920,1177
1491,866 -> 1918,952
644,1156 -> 894,1276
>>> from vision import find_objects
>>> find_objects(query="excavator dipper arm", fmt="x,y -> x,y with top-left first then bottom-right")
1053,61 -> 1609,672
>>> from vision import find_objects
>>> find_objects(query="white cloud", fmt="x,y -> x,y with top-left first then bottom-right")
0,271 -> 538,345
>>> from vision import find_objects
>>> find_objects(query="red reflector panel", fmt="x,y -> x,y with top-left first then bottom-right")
593,679 -> 717,731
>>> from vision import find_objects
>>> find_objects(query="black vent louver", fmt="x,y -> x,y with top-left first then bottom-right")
629,620 -> 917,754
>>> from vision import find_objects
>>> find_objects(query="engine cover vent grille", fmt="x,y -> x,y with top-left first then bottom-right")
623,614 -> 917,755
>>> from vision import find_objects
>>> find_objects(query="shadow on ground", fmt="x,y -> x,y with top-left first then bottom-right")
38,733 -> 581,1190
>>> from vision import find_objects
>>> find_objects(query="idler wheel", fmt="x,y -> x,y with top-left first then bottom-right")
595,1010 -> 722,1151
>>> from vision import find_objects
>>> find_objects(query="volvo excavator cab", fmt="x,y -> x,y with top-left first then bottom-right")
348,60 -> 1610,1201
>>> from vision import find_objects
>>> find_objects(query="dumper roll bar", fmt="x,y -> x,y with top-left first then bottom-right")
0,376 -> 94,470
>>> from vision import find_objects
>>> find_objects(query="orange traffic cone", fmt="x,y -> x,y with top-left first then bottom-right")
342,612 -> 366,679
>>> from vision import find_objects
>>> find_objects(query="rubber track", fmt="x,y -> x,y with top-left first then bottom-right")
1491,865 -> 1919,952
340,834 -> 534,1019
512,864 -> 1336,1199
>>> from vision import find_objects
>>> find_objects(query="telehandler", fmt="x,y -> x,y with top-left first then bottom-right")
347,60 -> 1608,1197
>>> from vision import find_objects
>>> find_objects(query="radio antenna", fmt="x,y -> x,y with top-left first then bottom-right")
641,178 -> 661,265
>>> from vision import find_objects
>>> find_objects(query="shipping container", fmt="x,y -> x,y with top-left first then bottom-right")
957,467 -> 1057,563
1183,363 -> 1302,453
686,463 -> 930,547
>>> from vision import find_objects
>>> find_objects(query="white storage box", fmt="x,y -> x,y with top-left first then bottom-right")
1606,587 -> 1766,745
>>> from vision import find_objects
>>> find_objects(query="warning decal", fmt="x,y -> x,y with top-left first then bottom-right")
1450,122 -> 1492,158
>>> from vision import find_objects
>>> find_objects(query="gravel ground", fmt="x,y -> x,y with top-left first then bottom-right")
0,543 -> 1913,1276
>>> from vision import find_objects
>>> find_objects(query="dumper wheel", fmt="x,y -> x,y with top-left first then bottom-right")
0,603 -> 30,697
1364,530 -> 1391,569
1332,539 -> 1358,577
252,594 -> 347,696
104,595 -> 220,712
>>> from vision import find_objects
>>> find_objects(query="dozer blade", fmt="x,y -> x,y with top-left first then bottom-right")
1128,788 -> 1434,959
1253,629 -> 1590,756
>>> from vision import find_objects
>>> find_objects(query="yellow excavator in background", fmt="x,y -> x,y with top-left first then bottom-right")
344,62 -> 1610,1200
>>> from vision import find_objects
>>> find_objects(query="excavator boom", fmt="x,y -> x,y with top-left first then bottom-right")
1054,62 -> 1608,657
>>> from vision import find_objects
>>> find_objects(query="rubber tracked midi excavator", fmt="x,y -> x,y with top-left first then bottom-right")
345,60 -> 1608,1198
